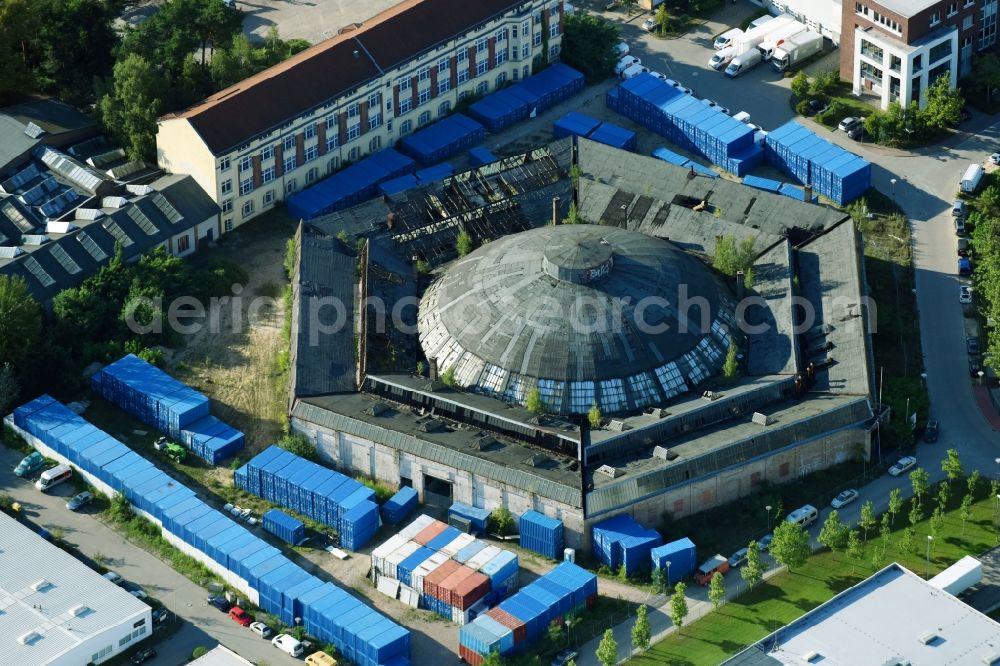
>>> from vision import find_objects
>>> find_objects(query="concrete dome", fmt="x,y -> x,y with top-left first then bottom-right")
417,225 -> 738,415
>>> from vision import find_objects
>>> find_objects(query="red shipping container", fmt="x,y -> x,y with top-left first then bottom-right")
423,559 -> 461,602
439,565 -> 476,607
452,571 -> 489,610
413,520 -> 448,545
459,644 -> 484,666
485,607 -> 527,644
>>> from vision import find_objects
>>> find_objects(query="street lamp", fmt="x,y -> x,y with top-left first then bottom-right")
665,560 -> 672,590
765,505 -> 772,533
890,178 -> 897,199
925,535 -> 933,578
979,370 -> 985,386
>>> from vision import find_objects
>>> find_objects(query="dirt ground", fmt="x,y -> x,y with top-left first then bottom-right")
167,215 -> 294,454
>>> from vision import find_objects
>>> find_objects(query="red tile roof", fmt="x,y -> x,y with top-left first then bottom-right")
167,0 -> 524,155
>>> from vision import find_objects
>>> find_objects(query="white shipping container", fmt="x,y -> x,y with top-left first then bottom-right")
398,514 -> 435,541
385,540 -> 421,581
466,545 -> 502,572
440,533 -> 475,558
929,555 -> 982,596
411,552 -> 449,596
372,534 -> 409,576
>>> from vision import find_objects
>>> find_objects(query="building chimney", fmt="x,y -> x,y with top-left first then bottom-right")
803,184 -> 813,203
552,196 -> 561,226
428,358 -> 438,381
736,270 -> 745,300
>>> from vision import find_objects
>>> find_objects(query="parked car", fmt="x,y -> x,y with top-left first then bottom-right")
272,634 -> 305,658
151,608 -> 171,625
103,571 -> 124,585
129,588 -> 147,600
647,70 -> 669,81
305,652 -> 339,666
229,606 -> 253,626
208,595 -> 231,612
250,621 -> 274,639
838,117 -> 862,132
612,41 -> 629,58
614,55 -> 641,76
551,649 -> 580,666
130,648 -> 157,665
759,534 -> 773,551
952,200 -> 968,217
701,98 -> 730,115
831,489 -> 859,509
642,17 -> 657,31
805,99 -> 828,116
727,547 -> 748,568
65,491 -> 93,511
14,452 -> 45,478
709,47 -> 736,70
991,152 -> 1000,166
967,336 -> 981,355
923,420 -> 939,443
960,286 -> 973,304
959,257 -> 973,275
970,358 -> 984,377
848,125 -> 866,141
888,456 -> 917,476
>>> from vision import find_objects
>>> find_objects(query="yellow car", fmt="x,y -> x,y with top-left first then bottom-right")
304,652 -> 337,666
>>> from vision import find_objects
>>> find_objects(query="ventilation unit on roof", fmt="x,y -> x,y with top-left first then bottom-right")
18,630 -> 40,645
418,419 -> 442,433
529,453 -> 550,468
607,420 -> 631,432
597,464 -> 621,479
702,390 -> 721,401
644,407 -> 669,418
46,221 -> 77,234
918,632 -> 940,646
365,402 -> 389,417
74,208 -> 103,221
982,652 -> 1000,665
102,196 -> 128,209
125,184 -> 153,196
21,235 -> 49,246
69,604 -> 90,617
30,579 -> 51,592
23,122 -> 45,139
653,446 -> 670,460
803,652 -> 821,663
476,435 -> 500,451
751,412 -> 774,426
0,247 -> 24,259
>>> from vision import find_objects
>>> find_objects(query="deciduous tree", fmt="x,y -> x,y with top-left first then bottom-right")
846,529 -> 863,573
708,571 -> 726,609
819,509 -> 849,552
0,275 -> 42,375
920,74 -> 964,129
560,14 -> 619,83
941,448 -> 964,487
790,71 -> 810,100
99,53 -> 163,161
596,628 -> 618,666
742,540 -> 763,590
858,500 -> 876,543
910,467 -> 930,504
631,604 -> 651,652
888,487 -> 903,527
770,520 -> 810,571
669,582 -> 688,629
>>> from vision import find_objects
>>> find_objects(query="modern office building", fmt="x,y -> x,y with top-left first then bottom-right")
156,0 -> 566,230
0,512 -> 152,666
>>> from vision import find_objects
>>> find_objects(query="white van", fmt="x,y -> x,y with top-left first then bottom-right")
785,504 -> 819,528
272,634 -> 304,657
612,41 -> 629,59
709,47 -> 736,70
961,163 -> 984,194
714,28 -> 743,50
35,464 -> 72,492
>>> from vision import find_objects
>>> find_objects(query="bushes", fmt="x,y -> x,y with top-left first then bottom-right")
278,433 -> 317,461
357,477 -> 394,504
489,507 -> 516,536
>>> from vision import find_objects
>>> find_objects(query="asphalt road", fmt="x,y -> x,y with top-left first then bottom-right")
0,445 -> 301,666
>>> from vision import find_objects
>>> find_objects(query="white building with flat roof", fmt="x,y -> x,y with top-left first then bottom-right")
0,512 -> 151,666
189,644 -> 255,666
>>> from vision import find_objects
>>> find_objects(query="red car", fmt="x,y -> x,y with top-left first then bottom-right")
229,606 -> 253,626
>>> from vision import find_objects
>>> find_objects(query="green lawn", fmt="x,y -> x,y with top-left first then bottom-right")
630,484 -> 1000,665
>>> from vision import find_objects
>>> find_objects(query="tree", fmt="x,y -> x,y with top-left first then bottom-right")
278,433 -> 317,461
99,53 -> 163,161
669,582 -> 688,629
888,487 -> 903,527
588,404 -> 603,429
908,496 -> 923,528
722,342 -> 739,381
980,185 -> 1000,214
713,235 -> 756,284
525,388 -> 546,416
440,367 -> 457,387
651,565 -> 667,594
974,52 -> 1000,104
819,509 -> 849,552
481,650 -> 507,666
879,513 -> 891,547
846,529 -> 863,573
654,4 -> 670,34
858,500 -> 876,543
708,571 -> 726,609
741,540 -> 763,590
488,507 -> 515,536
619,0 -> 639,15
547,619 -> 566,647
899,526 -> 915,555
967,469 -> 982,500
941,448 -> 964,487
770,520 -> 810,571
108,491 -> 134,523
809,69 -> 840,96
0,363 -> 19,417
0,275 -> 42,375
456,231 -> 474,257
595,628 -> 618,666
930,505 -> 945,539
937,481 -> 951,512
0,0 -> 38,104
564,200 -> 580,224
960,493 -> 973,536
631,604 -> 651,652
560,14 -> 619,83
919,74 -> 964,130
790,71 -> 810,100
910,467 -> 930,504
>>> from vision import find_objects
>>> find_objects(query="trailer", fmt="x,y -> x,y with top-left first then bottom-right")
757,20 -> 807,60
772,31 -> 824,71
730,13 -> 796,56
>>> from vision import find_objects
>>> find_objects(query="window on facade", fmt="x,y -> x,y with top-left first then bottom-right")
177,234 -> 190,253
967,0 -> 976,7
368,112 -> 382,130
347,124 -> 361,141
913,54 -> 923,71
224,218 -> 233,232
283,135 -> 295,150
523,65 -> 530,79
219,156 -> 230,171
860,39 -> 883,61
458,49 -> 468,63
476,60 -> 489,76
948,2 -> 957,16
239,178 -> 253,196
400,77 -> 411,91
512,68 -> 519,81
438,101 -> 451,116
930,10 -> 941,25
221,199 -> 233,213
400,119 -> 413,135
368,92 -> 380,108
438,80 -> 450,95
495,73 -> 506,88
239,155 -> 251,172
860,61 -> 883,85
349,147 -> 361,161
496,28 -> 505,42
476,81 -> 489,95
326,116 -> 337,129
418,88 -> 431,104
286,179 -> 297,193
600,379 -> 627,413
242,200 -> 254,218
477,37 -> 488,52
533,31 -> 542,46
220,178 -> 232,194
304,145 -> 318,162
438,59 -> 449,73
261,166 -> 275,183
264,189 -> 275,205
458,90 -> 470,101
369,136 -> 381,152
522,43 -> 530,59
419,66 -> 430,81
261,145 -> 273,161
326,135 -> 339,152
522,20 -> 529,35
399,98 -> 412,115
304,124 -> 316,139
566,381 -> 595,414
458,69 -> 469,84
327,157 -> 339,173
964,14 -> 974,29
549,22 -> 559,37
929,61 -> 951,83
536,379 -> 564,413
929,40 -> 953,63
496,48 -> 508,65
512,24 -> 518,37
890,54 -> 901,71
418,110 -> 432,126
284,155 -> 296,173
351,102 -> 364,118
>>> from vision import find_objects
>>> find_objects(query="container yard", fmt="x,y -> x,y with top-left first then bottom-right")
448,501 -> 490,534
382,486 -> 418,525
608,73 -> 763,176
263,508 -> 306,545
650,537 -> 698,580
399,114 -> 486,166
592,514 -> 663,577
519,510 -> 564,560
235,445 -> 380,551
764,121 -> 870,204
370,515 -> 520,624
8,395 -> 411,666
467,63 -> 585,133
91,354 -> 244,464
458,562 -> 597,665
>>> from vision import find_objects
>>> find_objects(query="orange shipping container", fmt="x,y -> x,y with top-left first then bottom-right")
450,570 -> 490,610
423,559 -> 461,602
485,607 -> 527,643
459,644 -> 484,666
413,520 -> 448,545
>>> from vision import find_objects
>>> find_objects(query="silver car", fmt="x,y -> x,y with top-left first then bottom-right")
831,489 -> 859,509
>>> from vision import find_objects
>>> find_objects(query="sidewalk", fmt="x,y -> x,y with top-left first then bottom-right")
974,385 -> 1000,431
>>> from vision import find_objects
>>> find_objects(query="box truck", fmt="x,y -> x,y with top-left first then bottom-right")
730,14 -> 796,56
772,31 -> 824,71
725,49 -> 763,78
961,163 -> 984,193
757,20 -> 806,60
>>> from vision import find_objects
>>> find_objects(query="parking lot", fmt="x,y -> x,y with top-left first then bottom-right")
236,0 -> 399,44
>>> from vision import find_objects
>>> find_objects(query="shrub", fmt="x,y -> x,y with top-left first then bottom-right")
357,477 -> 394,504
278,433 -> 317,461
489,507 -> 516,536
795,100 -> 812,116
192,647 -> 209,659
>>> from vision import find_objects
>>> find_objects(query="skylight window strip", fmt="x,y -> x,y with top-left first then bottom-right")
102,220 -> 134,247
23,256 -> 55,287
77,231 -> 108,261
50,244 -> 81,275
126,206 -> 158,236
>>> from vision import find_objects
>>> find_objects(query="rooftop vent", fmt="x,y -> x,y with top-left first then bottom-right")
46,221 -> 78,234
702,391 -> 721,401
981,652 -> 1000,665
125,184 -> 153,196
30,579 -> 52,592
751,412 -> 775,426
607,420 -> 631,432
18,630 -> 40,645
529,453 -> 550,467
24,122 -> 45,139
418,419 -> 443,433
69,604 -> 90,617
653,446 -> 670,460
597,464 -> 621,479
918,632 -> 940,646
476,435 -> 500,451
803,652 -> 821,663
21,234 -> 49,246
645,407 -> 670,419
365,402 -> 389,417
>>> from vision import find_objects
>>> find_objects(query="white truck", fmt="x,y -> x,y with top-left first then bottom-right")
771,31 -> 824,71
725,48 -> 763,78
961,163 -> 984,193
729,13 -> 796,57
757,20 -> 807,61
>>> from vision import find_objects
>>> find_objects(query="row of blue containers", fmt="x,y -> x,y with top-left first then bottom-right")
608,73 -> 763,177
651,146 -> 720,178
263,509 -> 305,545
650,537 -> 698,580
399,114 -> 486,166
458,562 -> 598,662
743,175 -> 818,203
13,395 -> 410,666
286,148 -> 415,220
92,354 -> 244,464
591,514 -> 663,576
382,486 -> 418,525
763,121 -> 871,204
378,162 -> 456,196
236,445 -> 380,551
518,510 -> 564,560
467,63 -> 585,132
553,111 -> 637,151
449,501 -> 490,534
468,146 -> 498,167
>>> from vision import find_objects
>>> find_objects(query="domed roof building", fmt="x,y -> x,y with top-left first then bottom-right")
418,224 -> 739,415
